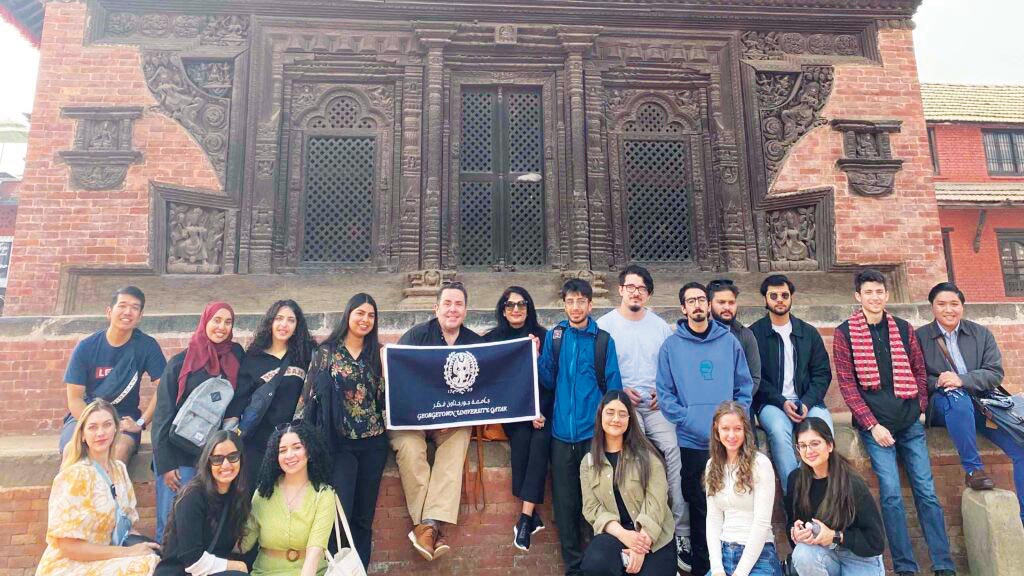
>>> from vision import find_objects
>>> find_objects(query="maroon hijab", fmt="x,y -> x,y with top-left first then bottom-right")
177,301 -> 240,402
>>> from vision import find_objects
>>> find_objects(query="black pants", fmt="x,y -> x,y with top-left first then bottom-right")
581,533 -> 678,576
504,420 -> 551,504
551,438 -> 593,576
679,447 -> 710,576
329,433 -> 389,570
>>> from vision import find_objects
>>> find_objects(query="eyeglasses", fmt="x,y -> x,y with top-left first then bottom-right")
684,297 -> 708,306
275,419 -> 303,433
504,300 -> 529,311
796,440 -> 826,453
210,451 -> 241,466
620,284 -> 649,296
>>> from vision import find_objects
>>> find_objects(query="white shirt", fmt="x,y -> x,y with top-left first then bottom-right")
771,321 -> 798,401
597,308 -> 674,405
706,452 -> 777,576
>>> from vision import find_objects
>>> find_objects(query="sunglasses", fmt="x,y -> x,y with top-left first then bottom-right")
504,300 -> 529,311
210,451 -> 241,466
275,418 -> 303,433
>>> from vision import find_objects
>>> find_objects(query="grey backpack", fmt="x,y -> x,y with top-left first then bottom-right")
170,376 -> 234,453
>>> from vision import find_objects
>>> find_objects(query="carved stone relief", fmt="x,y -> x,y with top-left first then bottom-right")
741,31 -> 862,60
495,25 -> 518,45
167,203 -> 227,273
756,66 -> 834,186
59,107 -> 143,191
831,119 -> 903,197
767,206 -> 818,270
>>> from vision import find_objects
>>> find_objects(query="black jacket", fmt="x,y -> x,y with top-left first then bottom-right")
399,317 -> 483,346
750,315 -> 832,415
152,344 -> 245,475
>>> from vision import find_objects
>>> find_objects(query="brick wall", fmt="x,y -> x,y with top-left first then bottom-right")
3,1 -> 221,316
929,123 -> 1024,184
772,27 -> 947,301
938,207 -> 1024,303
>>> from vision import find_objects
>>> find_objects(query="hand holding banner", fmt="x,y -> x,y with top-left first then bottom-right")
383,337 -> 539,430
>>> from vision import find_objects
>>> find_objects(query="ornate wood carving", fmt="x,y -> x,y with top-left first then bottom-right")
757,187 -> 835,272
831,119 -> 904,197
756,65 -> 834,186
59,107 -> 143,191
741,31 -> 863,60
150,182 -> 238,275
142,51 -> 233,185
99,12 -> 249,46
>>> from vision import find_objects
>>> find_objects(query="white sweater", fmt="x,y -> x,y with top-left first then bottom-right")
705,452 -> 777,576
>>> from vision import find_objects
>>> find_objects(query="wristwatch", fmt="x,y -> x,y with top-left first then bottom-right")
833,530 -> 843,545
135,417 -> 147,430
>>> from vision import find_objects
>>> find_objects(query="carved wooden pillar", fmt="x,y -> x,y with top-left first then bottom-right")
399,65 -> 425,271
584,64 -> 613,270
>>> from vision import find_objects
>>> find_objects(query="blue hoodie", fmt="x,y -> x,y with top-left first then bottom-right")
539,317 -> 623,443
655,319 -> 753,450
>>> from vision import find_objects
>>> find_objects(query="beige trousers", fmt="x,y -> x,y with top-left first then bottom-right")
387,426 -> 471,525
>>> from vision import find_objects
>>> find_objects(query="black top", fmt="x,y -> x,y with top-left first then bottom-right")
605,452 -> 635,531
785,471 -> 886,558
399,318 -> 483,346
235,350 -> 306,454
154,487 -> 240,575
152,344 -> 245,475
750,314 -> 833,415
485,324 -> 552,419
684,322 -> 711,340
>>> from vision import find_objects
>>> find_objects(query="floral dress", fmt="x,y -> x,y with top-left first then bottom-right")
300,345 -> 385,440
35,460 -> 159,576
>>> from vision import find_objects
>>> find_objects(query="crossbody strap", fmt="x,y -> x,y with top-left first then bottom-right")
208,495 -> 231,553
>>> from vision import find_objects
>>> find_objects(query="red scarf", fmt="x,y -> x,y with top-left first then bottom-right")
847,310 -> 917,399
177,302 -> 240,402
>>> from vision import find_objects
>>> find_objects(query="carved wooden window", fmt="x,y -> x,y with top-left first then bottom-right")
458,87 -> 545,268
983,131 -> 1024,175
998,231 -> 1024,296
621,102 -> 693,262
301,96 -> 377,264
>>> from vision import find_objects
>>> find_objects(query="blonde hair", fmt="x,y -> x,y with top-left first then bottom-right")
62,399 -> 121,470
704,401 -> 758,496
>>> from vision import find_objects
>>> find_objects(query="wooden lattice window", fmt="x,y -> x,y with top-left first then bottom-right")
998,231 -> 1024,296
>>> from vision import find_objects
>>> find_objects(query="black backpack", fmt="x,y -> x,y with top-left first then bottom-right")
551,325 -> 611,393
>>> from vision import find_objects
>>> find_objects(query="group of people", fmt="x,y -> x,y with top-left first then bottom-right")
33,265 -> 1022,576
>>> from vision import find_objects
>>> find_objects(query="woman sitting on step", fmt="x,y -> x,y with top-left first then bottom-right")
35,399 -> 160,576
785,417 -> 886,576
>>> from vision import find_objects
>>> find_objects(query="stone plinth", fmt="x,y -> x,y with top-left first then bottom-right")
962,488 -> 1024,576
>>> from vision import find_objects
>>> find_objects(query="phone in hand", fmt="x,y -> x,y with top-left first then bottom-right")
810,520 -> 822,537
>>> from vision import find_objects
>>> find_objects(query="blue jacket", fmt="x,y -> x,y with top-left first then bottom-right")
539,317 -> 623,443
655,319 -> 753,450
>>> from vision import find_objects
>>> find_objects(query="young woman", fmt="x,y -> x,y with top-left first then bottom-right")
705,401 -> 781,576
785,417 -> 886,576
35,400 -> 160,575
299,293 -> 386,569
241,421 -> 336,576
237,300 -> 315,490
579,390 -> 676,576
484,286 -> 550,550
152,301 -> 245,542
156,430 -> 251,575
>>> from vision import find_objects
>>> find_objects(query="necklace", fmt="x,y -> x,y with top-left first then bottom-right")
283,481 -> 310,512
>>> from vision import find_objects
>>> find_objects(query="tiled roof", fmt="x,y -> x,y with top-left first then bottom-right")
0,0 -> 43,47
922,84 -> 1024,124
935,182 -> 1024,205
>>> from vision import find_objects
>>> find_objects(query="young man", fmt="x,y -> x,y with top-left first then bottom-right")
539,278 -> 622,576
60,286 -> 166,464
597,265 -> 691,572
656,281 -> 753,576
918,282 -> 1024,525
707,278 -> 761,397
834,269 -> 955,576
749,274 -> 833,494
389,282 -> 482,562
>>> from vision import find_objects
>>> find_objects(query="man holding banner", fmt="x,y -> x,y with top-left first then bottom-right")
385,281 -> 541,563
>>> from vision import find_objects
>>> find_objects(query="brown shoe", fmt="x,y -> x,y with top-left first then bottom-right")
966,470 -> 995,490
432,529 -> 451,559
409,524 -> 435,561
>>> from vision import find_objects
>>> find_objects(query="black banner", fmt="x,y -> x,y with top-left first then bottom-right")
383,337 -> 539,430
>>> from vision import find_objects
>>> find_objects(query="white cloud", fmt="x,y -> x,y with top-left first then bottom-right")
914,0 -> 1024,85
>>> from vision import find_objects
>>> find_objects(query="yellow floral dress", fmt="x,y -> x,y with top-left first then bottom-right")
35,460 -> 159,576
242,483 -> 336,576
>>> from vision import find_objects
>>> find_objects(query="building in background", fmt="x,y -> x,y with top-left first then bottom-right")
0,113 -> 27,310
924,84 -> 1024,301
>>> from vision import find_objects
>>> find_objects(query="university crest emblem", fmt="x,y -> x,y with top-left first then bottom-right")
444,350 -> 480,394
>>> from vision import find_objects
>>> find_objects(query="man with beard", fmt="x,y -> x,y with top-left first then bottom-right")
707,278 -> 761,398
598,265 -> 692,572
656,281 -> 753,576
749,274 -> 833,495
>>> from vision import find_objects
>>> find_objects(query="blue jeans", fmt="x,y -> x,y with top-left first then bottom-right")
759,404 -> 834,495
154,463 -> 196,544
719,541 -> 782,576
790,543 -> 885,576
935,390 -> 1024,525
859,421 -> 954,573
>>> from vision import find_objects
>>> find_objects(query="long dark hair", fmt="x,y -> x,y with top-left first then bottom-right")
792,417 -> 858,530
589,390 -> 663,488
248,299 -> 315,368
487,286 -> 546,341
255,421 -> 332,498
164,431 -> 251,549
321,293 -> 381,378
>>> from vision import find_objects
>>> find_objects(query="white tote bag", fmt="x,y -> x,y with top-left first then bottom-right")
324,494 -> 367,576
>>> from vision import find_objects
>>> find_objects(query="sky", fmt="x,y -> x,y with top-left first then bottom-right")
0,0 -> 1023,119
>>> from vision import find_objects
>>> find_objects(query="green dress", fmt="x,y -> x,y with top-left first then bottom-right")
242,482 -> 336,576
